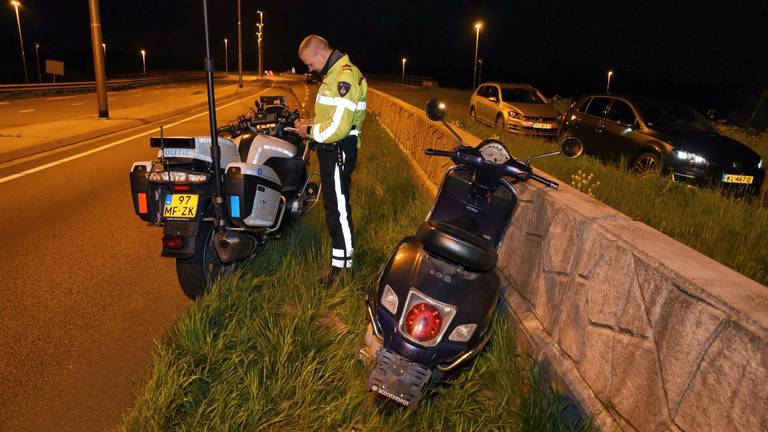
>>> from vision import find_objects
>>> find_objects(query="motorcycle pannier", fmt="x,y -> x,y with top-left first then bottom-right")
130,161 -> 164,224
224,163 -> 283,228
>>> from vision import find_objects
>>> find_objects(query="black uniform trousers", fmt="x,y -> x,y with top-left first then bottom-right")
317,135 -> 358,269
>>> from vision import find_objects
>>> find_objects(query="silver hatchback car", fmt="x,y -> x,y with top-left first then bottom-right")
469,82 -> 561,136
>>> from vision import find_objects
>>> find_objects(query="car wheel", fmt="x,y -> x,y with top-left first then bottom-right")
495,113 -> 505,129
469,106 -> 477,122
632,152 -> 662,176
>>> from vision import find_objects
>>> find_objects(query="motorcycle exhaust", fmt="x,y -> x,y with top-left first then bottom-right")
214,231 -> 257,263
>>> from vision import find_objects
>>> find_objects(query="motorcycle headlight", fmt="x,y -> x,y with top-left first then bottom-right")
675,150 -> 708,166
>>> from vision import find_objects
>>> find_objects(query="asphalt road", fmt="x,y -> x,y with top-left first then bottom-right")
0,76 -> 314,432
0,81 -> 214,128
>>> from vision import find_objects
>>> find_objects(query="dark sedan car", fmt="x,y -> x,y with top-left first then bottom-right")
559,95 -> 765,194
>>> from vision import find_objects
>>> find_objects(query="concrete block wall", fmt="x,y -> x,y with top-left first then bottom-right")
367,88 -> 768,431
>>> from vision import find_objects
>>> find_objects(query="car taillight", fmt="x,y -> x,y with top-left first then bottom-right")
404,303 -> 443,342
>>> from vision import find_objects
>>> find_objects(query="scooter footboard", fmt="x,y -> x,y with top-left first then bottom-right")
368,348 -> 432,407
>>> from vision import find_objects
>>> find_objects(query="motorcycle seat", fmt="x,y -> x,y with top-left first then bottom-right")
416,220 -> 497,272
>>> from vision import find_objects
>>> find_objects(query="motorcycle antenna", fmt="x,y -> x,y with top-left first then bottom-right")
201,0 -> 227,235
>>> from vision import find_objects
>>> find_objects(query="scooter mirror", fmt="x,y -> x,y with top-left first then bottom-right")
425,98 -> 447,122
560,137 -> 584,159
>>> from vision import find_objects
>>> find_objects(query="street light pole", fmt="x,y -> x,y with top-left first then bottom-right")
34,42 -> 41,83
401,58 -> 406,79
141,49 -> 147,74
257,10 -> 264,78
88,0 -> 109,118
606,70 -> 614,94
224,38 -> 228,74
237,0 -> 243,87
10,1 -> 29,83
472,22 -> 482,89
478,58 -> 483,84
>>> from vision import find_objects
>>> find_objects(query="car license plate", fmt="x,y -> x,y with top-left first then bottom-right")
163,194 -> 199,218
532,123 -> 552,129
722,174 -> 753,184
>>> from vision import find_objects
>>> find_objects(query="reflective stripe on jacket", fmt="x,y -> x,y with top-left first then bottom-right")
311,53 -> 367,146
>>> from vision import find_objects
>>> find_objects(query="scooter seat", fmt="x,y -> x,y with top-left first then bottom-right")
416,220 -> 497,272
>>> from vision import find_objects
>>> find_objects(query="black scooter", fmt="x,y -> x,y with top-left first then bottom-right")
365,99 -> 583,407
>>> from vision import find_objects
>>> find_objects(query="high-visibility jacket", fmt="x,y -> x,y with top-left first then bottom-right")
309,52 -> 367,146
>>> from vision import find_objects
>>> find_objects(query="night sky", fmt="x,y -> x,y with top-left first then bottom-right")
1,0 -> 766,118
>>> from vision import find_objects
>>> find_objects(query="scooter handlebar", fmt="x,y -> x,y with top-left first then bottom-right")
425,148 -> 455,157
531,172 -> 559,189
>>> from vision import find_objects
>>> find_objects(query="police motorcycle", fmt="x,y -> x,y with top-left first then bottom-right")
365,99 -> 583,408
128,96 -> 320,299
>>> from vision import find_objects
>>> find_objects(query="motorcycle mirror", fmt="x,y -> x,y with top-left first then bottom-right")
560,138 -> 584,159
425,98 -> 447,121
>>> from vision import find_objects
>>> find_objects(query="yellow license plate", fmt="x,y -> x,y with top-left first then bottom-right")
532,123 -> 552,129
722,174 -> 753,184
163,194 -> 199,218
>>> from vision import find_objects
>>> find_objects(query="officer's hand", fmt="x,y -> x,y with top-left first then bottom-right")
295,119 -> 310,138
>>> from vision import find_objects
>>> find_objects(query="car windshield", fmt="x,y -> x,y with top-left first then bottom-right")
502,88 -> 545,104
636,101 -> 718,134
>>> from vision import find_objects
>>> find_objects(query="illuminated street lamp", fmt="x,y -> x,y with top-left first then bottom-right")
401,57 -> 406,78
606,70 -> 614,94
34,42 -> 41,83
10,0 -> 29,83
224,38 -> 229,74
140,49 -> 147,74
472,21 -> 483,89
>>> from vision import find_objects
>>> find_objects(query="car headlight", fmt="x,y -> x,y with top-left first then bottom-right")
675,150 -> 708,165
508,111 -> 522,120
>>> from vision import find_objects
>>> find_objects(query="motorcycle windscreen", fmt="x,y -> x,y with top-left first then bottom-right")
427,169 -> 516,247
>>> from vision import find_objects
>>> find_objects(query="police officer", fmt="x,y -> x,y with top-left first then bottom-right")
294,35 -> 367,288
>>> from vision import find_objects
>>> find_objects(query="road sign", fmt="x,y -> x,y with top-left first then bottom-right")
45,60 -> 64,76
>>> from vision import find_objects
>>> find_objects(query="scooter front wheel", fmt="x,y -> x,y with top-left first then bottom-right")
175,222 -> 234,299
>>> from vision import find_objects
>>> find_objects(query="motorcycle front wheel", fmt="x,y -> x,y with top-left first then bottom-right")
176,222 -> 234,299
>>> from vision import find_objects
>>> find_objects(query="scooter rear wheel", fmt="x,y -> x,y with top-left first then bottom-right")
175,222 -> 234,299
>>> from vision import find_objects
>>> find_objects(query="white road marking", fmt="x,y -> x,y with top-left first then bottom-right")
0,101 -> 10,105
45,95 -> 76,101
18,109 -> 35,113
71,102 -> 84,106
108,98 -> 117,101
0,88 -> 273,185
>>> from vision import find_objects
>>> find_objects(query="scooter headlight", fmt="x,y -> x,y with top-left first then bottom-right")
381,284 -> 399,315
448,324 -> 478,342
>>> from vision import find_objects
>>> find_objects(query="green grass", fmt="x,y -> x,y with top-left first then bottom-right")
372,85 -> 768,286
121,116 -> 591,431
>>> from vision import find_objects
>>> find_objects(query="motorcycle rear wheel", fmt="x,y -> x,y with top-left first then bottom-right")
176,222 -> 234,299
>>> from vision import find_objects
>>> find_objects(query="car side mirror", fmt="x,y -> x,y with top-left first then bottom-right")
488,96 -> 498,103
425,98 -> 447,121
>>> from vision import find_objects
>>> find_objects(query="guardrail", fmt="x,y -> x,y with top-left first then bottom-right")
0,74 -> 204,98
366,73 -> 437,87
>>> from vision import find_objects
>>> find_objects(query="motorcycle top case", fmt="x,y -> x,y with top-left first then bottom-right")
224,162 -> 283,228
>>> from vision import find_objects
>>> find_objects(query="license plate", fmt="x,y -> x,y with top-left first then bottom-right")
722,174 -> 753,184
163,194 -> 199,218
532,123 -> 552,129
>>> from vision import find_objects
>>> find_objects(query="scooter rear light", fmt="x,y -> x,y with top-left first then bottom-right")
404,303 -> 442,342
162,236 -> 183,250
398,289 -> 457,347
381,284 -> 398,314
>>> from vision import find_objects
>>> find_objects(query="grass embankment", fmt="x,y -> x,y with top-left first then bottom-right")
121,116 -> 590,431
374,85 -> 768,285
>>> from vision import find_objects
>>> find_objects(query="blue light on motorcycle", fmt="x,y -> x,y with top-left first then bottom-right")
230,195 -> 241,218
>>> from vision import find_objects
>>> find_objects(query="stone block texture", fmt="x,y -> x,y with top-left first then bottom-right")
368,89 -> 768,431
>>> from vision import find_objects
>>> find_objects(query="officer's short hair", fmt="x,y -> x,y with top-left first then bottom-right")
299,35 -> 331,56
